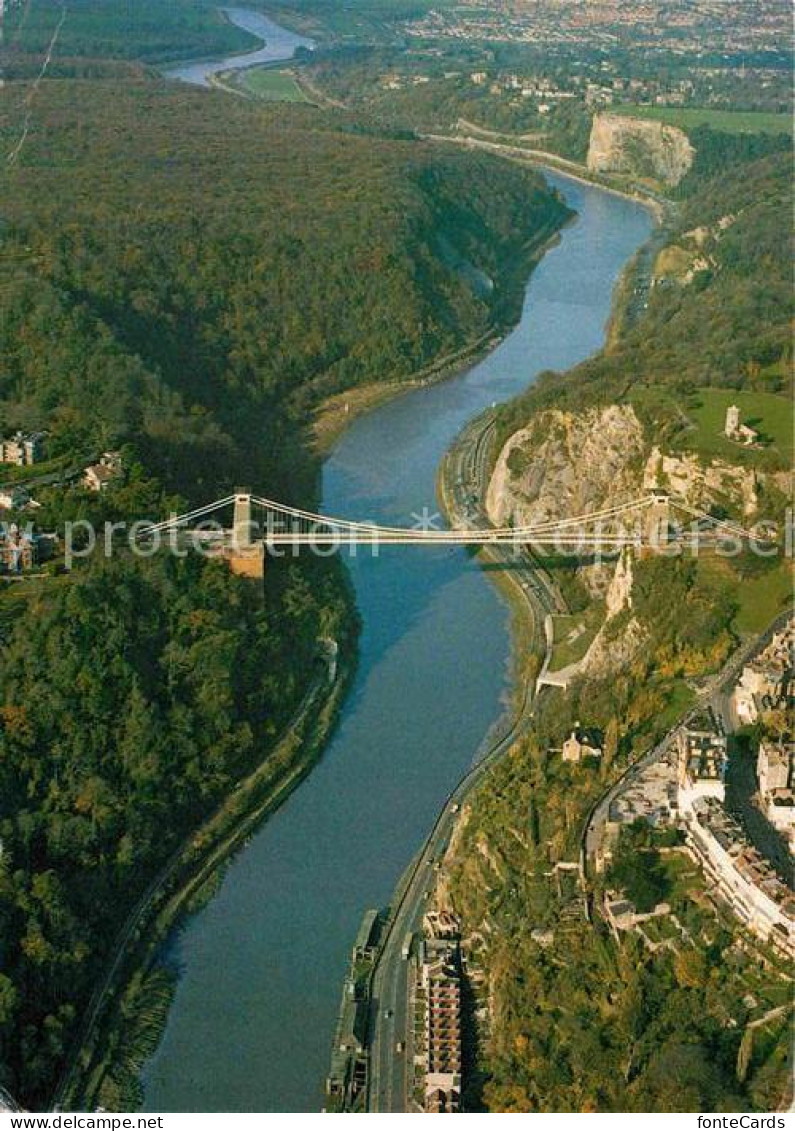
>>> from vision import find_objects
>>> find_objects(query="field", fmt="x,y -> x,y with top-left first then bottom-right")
615,106 -> 791,136
238,67 -> 308,102
731,561 -> 794,636
631,387 -> 793,468
696,557 -> 793,637
685,389 -> 793,465
548,603 -> 604,672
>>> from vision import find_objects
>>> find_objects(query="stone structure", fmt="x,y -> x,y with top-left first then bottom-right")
676,720 -> 727,814
562,725 -> 603,764
724,404 -> 759,446
0,431 -> 44,466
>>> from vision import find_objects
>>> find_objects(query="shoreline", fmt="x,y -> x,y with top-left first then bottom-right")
311,215 -> 569,455
420,132 -> 669,223
52,641 -> 356,1111
55,145 -> 572,1119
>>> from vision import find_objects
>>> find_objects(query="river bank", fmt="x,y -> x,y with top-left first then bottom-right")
311,214 -> 568,455
139,157 -> 651,1110
54,635 -> 356,1111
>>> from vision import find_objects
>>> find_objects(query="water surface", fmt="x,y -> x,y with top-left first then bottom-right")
144,11 -> 653,1113
163,7 -> 314,87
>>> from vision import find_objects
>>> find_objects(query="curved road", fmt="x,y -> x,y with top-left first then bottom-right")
367,412 -> 557,1112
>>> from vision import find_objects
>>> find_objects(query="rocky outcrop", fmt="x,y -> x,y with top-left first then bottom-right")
581,614 -> 648,680
587,113 -> 694,187
487,404 -> 646,529
643,446 -> 759,518
605,548 -> 633,618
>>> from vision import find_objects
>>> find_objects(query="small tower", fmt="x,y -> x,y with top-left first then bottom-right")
233,489 -> 253,549
645,494 -> 671,550
725,404 -> 740,439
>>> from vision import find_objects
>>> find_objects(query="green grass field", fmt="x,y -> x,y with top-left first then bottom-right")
239,67 -> 308,102
631,387 -> 792,468
686,389 -> 793,465
732,562 -> 794,635
615,106 -> 791,136
548,603 -> 604,672
696,557 -> 793,636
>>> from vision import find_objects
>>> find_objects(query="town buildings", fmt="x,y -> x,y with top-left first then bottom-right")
0,431 -> 44,466
684,797 -> 794,957
675,720 -> 727,813
420,913 -> 463,1113
757,741 -> 795,849
0,525 -> 38,573
0,525 -> 56,574
732,620 -> 793,725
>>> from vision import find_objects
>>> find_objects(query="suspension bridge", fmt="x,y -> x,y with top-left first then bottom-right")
136,490 -> 767,576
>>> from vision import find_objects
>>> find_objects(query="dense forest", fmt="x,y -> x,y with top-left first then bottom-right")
445,139 -> 794,1112
0,0 -> 257,64
0,31 -> 569,1109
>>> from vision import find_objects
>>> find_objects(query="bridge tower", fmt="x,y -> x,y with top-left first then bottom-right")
227,489 -> 264,579
233,489 -> 253,550
645,493 -> 672,551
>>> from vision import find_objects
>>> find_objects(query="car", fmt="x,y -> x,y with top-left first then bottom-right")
396,1042 -> 405,1054
384,1008 -> 393,1019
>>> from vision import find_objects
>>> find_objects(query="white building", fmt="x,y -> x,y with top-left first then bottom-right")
676,725 -> 727,813
684,798 -> 794,958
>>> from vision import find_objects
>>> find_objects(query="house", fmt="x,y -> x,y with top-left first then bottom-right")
82,451 -> 122,492
0,431 -> 44,466
0,525 -> 38,573
83,464 -> 116,492
0,486 -> 30,511
676,721 -> 727,813
562,725 -> 603,763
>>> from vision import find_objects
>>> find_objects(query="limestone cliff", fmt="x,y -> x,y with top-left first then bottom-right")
643,446 -> 759,518
487,402 -> 764,682
587,113 -> 694,187
487,404 -> 646,529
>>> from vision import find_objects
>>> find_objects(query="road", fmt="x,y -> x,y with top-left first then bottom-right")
365,402 -> 792,1112
51,643 -> 339,1112
367,411 -> 559,1112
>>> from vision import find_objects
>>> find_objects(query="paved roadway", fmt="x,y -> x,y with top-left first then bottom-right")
367,412 -> 559,1112
367,406 -> 792,1110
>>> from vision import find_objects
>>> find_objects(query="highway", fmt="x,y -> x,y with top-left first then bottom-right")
367,410 -> 559,1112
367,405 -> 793,1111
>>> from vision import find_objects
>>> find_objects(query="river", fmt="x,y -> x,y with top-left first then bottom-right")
143,8 -> 653,1113
162,7 -> 315,87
